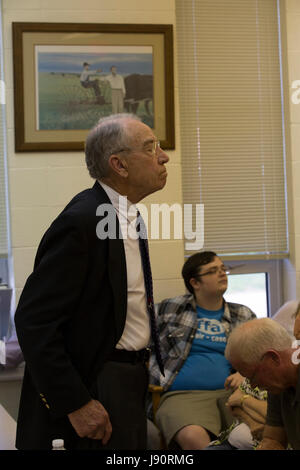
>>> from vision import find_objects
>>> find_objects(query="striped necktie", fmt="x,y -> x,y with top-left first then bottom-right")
136,212 -> 164,376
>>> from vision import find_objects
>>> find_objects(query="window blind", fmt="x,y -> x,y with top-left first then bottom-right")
0,1 -> 9,258
176,0 -> 288,259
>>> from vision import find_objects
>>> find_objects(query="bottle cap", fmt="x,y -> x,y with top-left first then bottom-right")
52,439 -> 64,448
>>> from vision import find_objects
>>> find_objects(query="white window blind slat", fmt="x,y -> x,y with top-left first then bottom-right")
176,0 -> 288,259
0,0 -> 9,258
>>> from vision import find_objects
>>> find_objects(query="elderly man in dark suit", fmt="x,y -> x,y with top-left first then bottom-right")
14,113 -> 169,450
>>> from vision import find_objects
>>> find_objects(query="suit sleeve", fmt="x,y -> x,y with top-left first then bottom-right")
15,213 -> 93,419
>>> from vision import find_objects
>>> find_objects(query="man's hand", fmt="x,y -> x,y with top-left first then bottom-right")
256,438 -> 286,450
224,372 -> 244,390
256,425 -> 287,450
68,399 -> 112,443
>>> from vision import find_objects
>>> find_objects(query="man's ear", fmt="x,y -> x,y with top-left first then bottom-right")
189,277 -> 200,290
263,349 -> 281,366
108,154 -> 128,178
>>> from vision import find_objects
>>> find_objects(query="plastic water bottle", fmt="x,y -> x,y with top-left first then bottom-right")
52,439 -> 66,450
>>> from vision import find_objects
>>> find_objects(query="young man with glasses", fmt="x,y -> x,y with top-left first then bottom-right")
148,251 -> 256,450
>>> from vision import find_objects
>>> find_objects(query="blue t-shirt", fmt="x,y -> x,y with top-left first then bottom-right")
169,306 -> 232,391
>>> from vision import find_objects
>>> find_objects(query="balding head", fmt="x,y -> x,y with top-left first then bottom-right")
225,318 -> 292,366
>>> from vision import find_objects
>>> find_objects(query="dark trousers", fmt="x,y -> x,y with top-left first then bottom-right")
81,80 -> 102,98
76,360 -> 148,450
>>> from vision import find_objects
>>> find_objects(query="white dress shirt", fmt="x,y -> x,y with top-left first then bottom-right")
99,181 -> 150,350
104,74 -> 126,94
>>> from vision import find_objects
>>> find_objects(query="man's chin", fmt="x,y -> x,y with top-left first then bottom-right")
218,285 -> 227,295
160,173 -> 168,187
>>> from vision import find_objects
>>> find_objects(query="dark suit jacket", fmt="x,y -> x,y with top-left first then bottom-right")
15,181 -> 127,449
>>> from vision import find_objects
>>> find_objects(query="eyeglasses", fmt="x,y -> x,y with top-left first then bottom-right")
113,140 -> 161,157
196,265 -> 230,278
151,140 -> 161,156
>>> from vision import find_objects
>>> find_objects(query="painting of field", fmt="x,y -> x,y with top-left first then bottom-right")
36,46 -> 154,131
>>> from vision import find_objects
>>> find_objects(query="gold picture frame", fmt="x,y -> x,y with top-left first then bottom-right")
12,22 -> 175,152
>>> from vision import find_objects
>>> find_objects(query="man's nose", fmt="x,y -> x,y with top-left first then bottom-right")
218,267 -> 227,275
219,271 -> 227,278
158,148 -> 169,164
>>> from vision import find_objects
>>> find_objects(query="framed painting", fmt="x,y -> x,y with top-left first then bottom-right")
12,22 -> 175,152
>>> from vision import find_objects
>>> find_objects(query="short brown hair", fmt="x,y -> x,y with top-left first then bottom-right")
182,251 -> 217,294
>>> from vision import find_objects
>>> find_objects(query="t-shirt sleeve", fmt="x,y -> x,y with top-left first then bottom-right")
266,393 -> 284,427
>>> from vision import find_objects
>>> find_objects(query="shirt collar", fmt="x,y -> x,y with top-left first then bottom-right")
191,296 -> 228,316
99,181 -> 137,222
223,300 -> 232,322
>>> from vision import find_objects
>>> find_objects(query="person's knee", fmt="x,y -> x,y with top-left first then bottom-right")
175,425 -> 211,450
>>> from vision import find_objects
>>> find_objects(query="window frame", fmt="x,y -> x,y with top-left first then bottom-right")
225,259 -> 283,317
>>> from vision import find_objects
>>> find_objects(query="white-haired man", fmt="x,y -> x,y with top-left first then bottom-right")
225,317 -> 300,450
15,113 -> 169,450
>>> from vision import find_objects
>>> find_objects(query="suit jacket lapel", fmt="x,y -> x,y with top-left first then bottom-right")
92,181 -> 127,343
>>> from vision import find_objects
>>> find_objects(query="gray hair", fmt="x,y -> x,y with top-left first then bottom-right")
225,318 -> 292,365
85,113 -> 141,179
